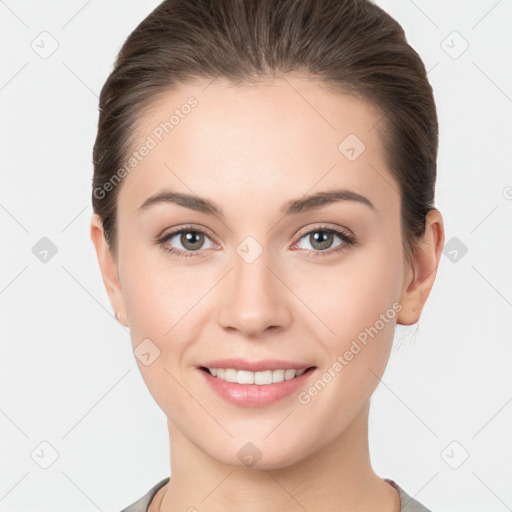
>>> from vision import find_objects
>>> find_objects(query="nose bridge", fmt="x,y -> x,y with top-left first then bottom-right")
217,234 -> 292,336
234,238 -> 274,295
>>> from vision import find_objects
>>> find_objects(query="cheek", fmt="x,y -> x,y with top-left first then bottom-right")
296,239 -> 405,404
304,244 -> 404,345
120,247 -> 213,363
120,257 -> 209,412
293,253 -> 403,428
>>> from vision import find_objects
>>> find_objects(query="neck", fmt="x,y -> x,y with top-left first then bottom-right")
155,401 -> 399,512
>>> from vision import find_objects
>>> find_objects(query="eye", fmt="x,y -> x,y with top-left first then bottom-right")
156,224 -> 356,259
293,225 -> 356,257
156,225 -> 216,258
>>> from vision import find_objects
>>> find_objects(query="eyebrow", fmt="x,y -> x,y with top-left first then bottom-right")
137,187 -> 375,217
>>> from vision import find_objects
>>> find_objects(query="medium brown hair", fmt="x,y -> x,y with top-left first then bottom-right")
92,0 -> 438,266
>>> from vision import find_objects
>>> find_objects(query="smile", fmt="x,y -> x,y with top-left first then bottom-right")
201,367 -> 314,385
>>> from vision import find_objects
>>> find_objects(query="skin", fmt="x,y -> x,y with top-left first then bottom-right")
90,75 -> 444,512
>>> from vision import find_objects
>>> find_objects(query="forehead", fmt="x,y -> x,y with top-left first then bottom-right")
118,76 -> 398,217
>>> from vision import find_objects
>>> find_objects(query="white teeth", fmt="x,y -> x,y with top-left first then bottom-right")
206,367 -> 308,385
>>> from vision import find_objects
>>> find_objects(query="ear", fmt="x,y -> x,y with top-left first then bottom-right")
397,208 -> 445,325
90,213 -> 128,326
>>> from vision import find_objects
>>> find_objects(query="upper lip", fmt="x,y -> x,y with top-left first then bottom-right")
199,358 -> 315,372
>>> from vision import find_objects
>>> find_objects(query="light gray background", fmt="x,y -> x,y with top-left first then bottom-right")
1,1 -> 511,510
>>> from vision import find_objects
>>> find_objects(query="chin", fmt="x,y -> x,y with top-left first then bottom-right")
207,436 -> 314,471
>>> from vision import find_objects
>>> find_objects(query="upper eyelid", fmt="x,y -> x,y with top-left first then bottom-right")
158,223 -> 212,238
295,224 -> 353,239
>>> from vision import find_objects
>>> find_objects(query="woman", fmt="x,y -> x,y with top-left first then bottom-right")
90,0 -> 444,510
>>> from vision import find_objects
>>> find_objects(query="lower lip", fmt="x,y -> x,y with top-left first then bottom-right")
198,367 -> 316,407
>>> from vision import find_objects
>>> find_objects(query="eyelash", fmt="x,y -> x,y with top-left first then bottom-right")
156,224 -> 356,259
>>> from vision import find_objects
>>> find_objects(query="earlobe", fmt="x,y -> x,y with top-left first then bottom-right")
90,213 -> 128,326
396,209 -> 445,326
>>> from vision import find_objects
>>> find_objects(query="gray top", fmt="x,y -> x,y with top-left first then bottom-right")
119,477 -> 432,511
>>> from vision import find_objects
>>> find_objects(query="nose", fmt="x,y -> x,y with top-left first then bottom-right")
216,243 -> 293,338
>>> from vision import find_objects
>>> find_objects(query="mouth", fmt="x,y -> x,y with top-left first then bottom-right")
199,365 -> 317,385
197,359 -> 318,407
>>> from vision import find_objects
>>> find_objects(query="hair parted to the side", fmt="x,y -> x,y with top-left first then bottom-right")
92,0 -> 438,268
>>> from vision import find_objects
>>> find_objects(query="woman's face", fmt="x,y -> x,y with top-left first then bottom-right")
100,76 -> 416,468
